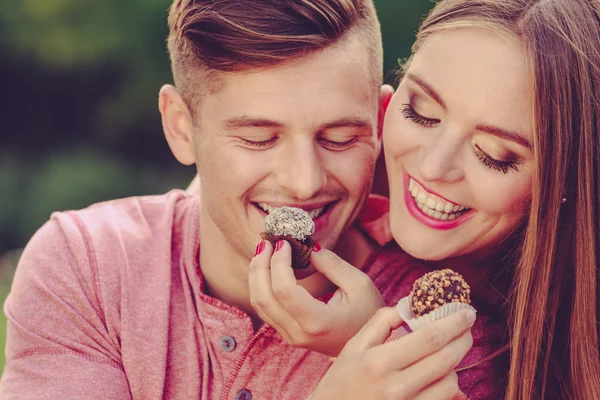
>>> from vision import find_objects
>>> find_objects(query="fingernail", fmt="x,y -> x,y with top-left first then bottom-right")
466,310 -> 476,326
275,240 -> 284,252
313,242 -> 321,252
255,241 -> 265,256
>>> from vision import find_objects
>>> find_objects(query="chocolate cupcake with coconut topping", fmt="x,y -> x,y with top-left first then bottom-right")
261,206 -> 315,269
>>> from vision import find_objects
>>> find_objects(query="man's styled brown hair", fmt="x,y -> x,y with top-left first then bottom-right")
167,0 -> 382,111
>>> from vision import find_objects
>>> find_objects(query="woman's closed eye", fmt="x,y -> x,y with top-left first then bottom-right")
401,103 -> 440,127
474,145 -> 520,174
401,103 -> 521,174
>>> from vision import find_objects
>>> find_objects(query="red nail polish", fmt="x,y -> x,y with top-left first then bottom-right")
275,240 -> 284,252
313,243 -> 321,252
255,241 -> 265,256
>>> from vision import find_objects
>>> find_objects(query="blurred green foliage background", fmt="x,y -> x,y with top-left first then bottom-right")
0,0 -> 434,374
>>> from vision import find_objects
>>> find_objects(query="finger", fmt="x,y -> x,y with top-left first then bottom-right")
342,307 -> 404,353
270,241 -> 331,326
310,248 -> 376,296
269,241 -> 301,301
411,371 -> 460,400
397,331 -> 472,394
371,309 -> 476,370
248,240 -> 299,334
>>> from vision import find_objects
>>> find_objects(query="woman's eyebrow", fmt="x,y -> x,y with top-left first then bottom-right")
477,124 -> 532,149
406,73 -> 446,109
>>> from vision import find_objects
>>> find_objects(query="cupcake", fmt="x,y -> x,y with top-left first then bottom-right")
397,269 -> 475,331
260,206 -> 316,269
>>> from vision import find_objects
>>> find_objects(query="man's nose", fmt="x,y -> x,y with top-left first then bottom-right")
417,134 -> 464,183
276,140 -> 326,200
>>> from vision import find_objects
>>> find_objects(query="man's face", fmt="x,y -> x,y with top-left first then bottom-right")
192,34 -> 382,273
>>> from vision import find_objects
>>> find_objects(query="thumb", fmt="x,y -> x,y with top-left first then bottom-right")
310,247 -> 372,293
343,307 -> 404,353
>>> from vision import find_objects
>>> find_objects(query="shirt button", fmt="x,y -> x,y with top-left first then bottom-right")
236,390 -> 252,400
220,335 -> 236,352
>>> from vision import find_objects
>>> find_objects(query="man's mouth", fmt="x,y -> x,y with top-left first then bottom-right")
254,202 -> 330,220
408,178 -> 471,221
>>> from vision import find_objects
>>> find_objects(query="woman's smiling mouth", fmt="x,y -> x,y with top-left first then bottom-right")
403,172 -> 475,230
408,178 -> 470,220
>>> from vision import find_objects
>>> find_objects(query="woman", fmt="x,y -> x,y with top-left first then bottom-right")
251,0 -> 600,398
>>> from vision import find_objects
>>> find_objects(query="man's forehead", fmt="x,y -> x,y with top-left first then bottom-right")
193,41 -> 378,128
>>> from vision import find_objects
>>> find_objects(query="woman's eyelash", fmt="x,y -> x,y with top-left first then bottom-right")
401,103 -> 440,127
475,146 -> 520,174
400,102 -> 520,175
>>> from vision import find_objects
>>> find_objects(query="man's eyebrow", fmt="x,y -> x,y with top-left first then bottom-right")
321,117 -> 372,130
406,73 -> 446,109
477,124 -> 532,149
223,117 -> 372,131
223,117 -> 285,130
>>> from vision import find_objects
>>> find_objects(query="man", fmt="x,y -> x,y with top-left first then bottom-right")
0,1 -> 408,398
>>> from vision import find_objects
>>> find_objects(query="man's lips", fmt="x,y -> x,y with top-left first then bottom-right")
252,201 -> 337,234
253,201 -> 336,220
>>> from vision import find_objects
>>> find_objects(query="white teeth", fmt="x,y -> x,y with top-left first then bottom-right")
426,197 -> 437,209
307,207 -> 325,219
257,203 -> 325,220
408,178 -> 470,221
257,203 -> 276,214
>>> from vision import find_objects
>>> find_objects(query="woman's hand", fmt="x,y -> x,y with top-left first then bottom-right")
309,307 -> 475,400
249,240 -> 384,357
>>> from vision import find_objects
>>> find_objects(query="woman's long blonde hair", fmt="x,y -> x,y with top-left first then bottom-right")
413,0 -> 600,398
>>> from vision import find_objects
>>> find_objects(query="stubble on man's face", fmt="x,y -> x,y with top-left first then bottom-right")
192,33 -> 381,273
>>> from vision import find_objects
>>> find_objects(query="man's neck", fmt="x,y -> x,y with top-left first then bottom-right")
198,211 -> 258,323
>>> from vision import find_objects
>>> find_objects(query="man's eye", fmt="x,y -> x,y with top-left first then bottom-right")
318,137 -> 357,151
238,137 -> 278,148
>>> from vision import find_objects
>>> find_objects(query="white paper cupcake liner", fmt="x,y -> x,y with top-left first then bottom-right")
397,295 -> 477,332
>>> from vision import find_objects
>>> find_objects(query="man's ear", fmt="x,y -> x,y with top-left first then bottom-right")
377,84 -> 394,141
159,84 -> 196,166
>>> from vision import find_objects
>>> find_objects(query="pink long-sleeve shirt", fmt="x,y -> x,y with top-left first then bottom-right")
1,191 -> 502,399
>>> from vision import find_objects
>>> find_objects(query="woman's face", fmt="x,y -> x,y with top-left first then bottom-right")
384,27 -> 534,261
